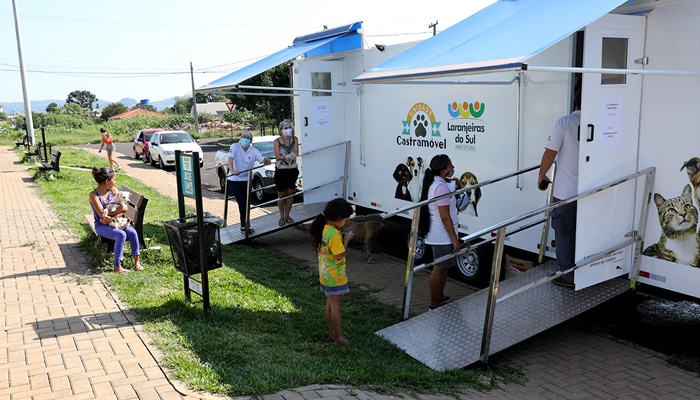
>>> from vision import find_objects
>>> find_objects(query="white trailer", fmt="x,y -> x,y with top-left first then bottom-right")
291,0 -> 700,300
199,0 -> 700,368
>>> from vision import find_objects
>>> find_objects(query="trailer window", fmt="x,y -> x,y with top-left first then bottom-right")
601,37 -> 628,85
311,72 -> 331,96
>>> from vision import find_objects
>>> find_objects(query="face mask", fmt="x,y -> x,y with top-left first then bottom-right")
282,128 -> 293,136
446,169 -> 454,178
240,138 -> 251,147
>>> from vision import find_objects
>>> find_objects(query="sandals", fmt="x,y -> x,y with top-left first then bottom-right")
134,264 -> 144,271
285,216 -> 294,224
278,218 -> 286,226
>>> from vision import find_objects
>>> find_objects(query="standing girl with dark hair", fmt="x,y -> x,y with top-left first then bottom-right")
309,198 -> 355,345
419,154 -> 459,310
89,167 -> 142,273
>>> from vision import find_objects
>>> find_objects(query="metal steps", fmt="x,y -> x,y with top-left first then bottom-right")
220,202 -> 325,244
376,261 -> 629,370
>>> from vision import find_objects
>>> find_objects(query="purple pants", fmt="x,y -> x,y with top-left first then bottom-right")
94,224 -> 140,267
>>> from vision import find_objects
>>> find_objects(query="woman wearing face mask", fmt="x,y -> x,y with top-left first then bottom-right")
273,120 -> 300,226
418,154 -> 459,311
227,131 -> 271,232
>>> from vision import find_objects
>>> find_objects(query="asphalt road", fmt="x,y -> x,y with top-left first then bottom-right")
89,137 -> 286,211
88,138 -> 232,197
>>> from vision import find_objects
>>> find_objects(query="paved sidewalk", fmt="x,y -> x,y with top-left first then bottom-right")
3,146 -> 700,400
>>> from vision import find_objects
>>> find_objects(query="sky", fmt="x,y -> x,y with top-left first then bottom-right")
0,0 -> 496,106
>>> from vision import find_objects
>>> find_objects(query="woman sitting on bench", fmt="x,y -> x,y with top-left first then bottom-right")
89,167 -> 143,273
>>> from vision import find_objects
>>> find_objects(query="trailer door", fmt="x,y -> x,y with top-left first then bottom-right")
575,14 -> 646,289
295,60 -> 347,204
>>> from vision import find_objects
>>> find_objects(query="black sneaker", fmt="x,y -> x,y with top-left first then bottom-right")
440,296 -> 451,306
240,226 -> 254,233
552,277 -> 574,288
428,305 -> 438,311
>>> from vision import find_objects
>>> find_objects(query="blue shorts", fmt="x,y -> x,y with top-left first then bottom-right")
320,283 -> 349,296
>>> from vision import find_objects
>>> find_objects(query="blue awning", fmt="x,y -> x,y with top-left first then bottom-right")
353,0 -> 627,84
198,22 -> 362,91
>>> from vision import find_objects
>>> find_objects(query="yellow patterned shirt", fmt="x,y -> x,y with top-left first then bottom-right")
318,225 -> 347,287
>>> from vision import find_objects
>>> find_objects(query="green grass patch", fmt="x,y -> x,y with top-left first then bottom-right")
23,146 -> 518,397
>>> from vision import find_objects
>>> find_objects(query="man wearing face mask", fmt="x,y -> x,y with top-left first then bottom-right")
273,120 -> 300,226
228,131 -> 271,232
418,154 -> 459,311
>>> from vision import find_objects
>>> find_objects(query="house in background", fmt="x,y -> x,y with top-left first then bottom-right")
192,102 -> 230,120
109,108 -> 164,120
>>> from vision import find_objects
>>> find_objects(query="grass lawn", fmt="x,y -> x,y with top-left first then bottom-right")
18,146 -> 523,397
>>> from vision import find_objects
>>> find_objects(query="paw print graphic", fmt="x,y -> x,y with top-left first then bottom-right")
413,114 -> 428,137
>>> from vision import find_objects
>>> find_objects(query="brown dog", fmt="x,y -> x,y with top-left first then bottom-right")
341,220 -> 384,264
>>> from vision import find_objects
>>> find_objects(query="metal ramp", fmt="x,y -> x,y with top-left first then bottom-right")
220,202 -> 325,245
376,261 -> 629,371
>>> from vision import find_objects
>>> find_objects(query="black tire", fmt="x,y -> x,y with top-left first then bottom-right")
158,156 -> 165,170
218,168 -> 227,192
451,242 -> 494,287
407,233 -> 432,264
251,177 -> 265,204
149,153 -> 156,166
133,149 -> 140,160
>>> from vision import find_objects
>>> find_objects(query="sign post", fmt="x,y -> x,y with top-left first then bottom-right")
174,150 -> 211,311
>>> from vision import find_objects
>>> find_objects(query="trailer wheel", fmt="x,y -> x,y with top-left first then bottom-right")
218,168 -> 227,193
407,234 -> 431,263
451,243 -> 494,286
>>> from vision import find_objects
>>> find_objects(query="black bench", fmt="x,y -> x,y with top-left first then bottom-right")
14,134 -> 28,148
24,142 -> 42,158
85,185 -> 149,254
36,150 -> 61,173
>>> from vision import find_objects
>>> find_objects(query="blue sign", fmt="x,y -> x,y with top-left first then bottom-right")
179,154 -> 195,198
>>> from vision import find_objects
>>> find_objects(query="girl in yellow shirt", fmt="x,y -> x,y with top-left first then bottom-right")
310,198 -> 355,345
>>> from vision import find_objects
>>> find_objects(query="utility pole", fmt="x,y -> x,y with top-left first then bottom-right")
429,20 -> 438,36
190,62 -> 200,134
12,0 -> 35,146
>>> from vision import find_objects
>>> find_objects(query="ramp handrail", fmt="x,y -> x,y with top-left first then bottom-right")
390,162 -> 655,365
219,140 -> 351,237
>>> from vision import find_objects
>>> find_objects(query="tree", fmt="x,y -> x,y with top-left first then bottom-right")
170,96 -> 193,114
226,63 -> 292,127
66,90 -> 97,111
131,104 -> 157,112
61,102 -> 90,118
195,92 -> 228,103
100,102 -> 129,121
46,102 -> 59,113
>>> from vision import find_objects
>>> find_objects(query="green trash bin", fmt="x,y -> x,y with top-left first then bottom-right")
164,212 -> 223,275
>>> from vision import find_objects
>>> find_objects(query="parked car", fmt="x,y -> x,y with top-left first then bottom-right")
214,136 -> 279,203
148,130 -> 204,169
132,128 -> 164,162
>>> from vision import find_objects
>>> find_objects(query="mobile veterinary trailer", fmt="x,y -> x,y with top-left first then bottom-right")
199,0 -> 700,368
292,0 -> 700,300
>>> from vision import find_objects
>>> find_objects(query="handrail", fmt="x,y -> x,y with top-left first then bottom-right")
220,140 -> 351,236
300,140 -> 351,157
251,176 -> 344,208
381,164 -> 540,219
396,163 -> 656,366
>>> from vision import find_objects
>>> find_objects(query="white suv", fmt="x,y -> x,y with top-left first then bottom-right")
148,130 -> 204,169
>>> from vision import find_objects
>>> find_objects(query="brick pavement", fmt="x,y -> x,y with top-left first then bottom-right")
2,146 -> 700,399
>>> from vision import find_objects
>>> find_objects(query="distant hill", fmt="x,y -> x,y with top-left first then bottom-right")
1,97 -> 177,114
